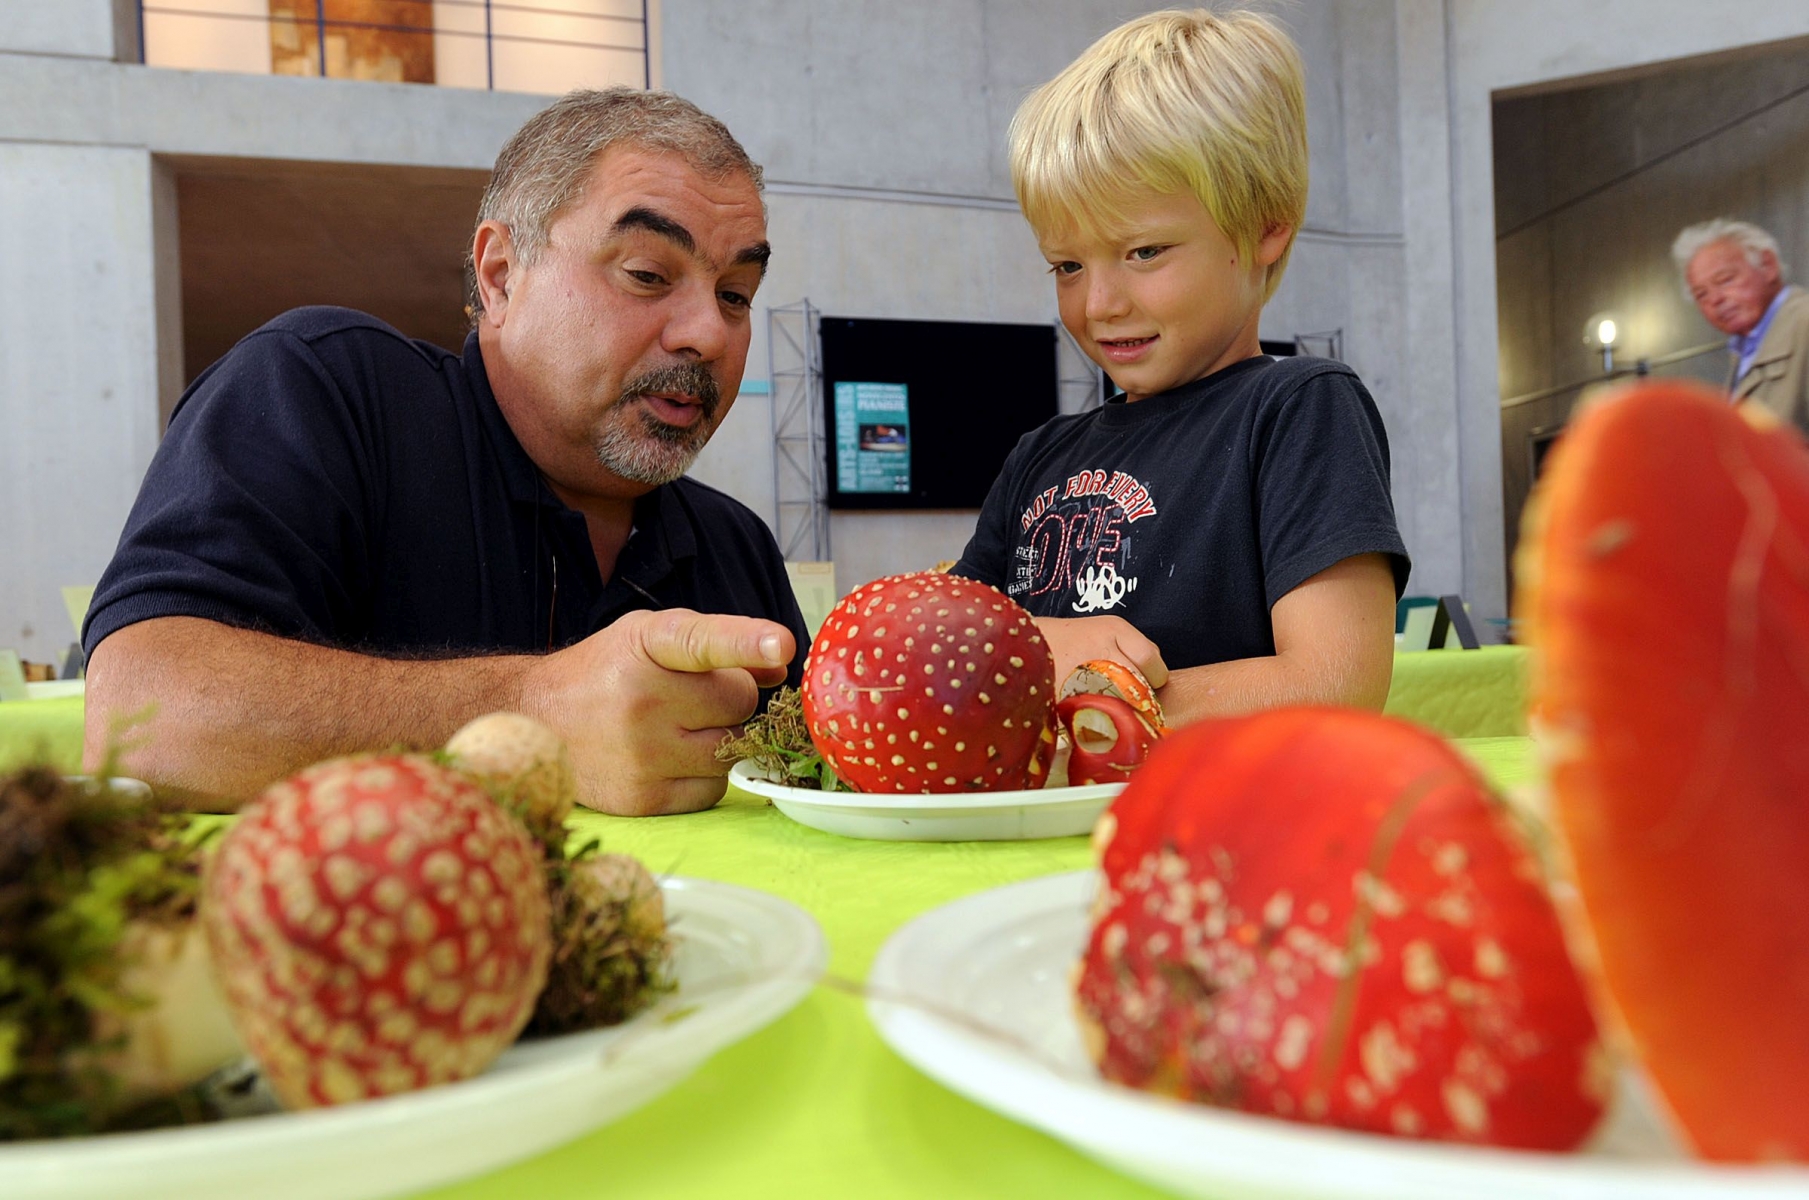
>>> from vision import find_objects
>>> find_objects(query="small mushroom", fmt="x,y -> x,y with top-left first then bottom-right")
1055,693 -> 1162,786
1059,659 -> 1167,734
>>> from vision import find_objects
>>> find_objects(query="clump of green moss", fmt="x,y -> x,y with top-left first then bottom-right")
0,767 -> 208,1139
715,686 -> 839,791
528,843 -> 673,1036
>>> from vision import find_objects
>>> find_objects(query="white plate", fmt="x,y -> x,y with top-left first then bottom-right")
867,871 -> 1809,1200
728,759 -> 1121,841
2,877 -> 827,1200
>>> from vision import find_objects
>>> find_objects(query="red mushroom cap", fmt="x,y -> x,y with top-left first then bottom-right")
1055,692 -> 1161,786
202,753 -> 552,1109
802,572 -> 1056,792
1060,659 -> 1167,735
1076,708 -> 1606,1150
1519,381 -> 1809,1160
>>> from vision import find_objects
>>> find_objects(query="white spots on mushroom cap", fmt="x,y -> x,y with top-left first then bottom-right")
1353,871 -> 1406,918
1431,842 -> 1469,877
323,854 -> 371,902
1473,938 -> 1510,979
1425,890 -> 1476,927
1101,922 -> 1129,958
1359,1020 -> 1417,1095
1274,1014 -> 1313,1071
1402,939 -> 1445,994
1442,1079 -> 1490,1136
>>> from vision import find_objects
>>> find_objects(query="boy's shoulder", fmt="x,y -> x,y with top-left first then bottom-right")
1137,354 -> 1370,413
1221,353 -> 1365,398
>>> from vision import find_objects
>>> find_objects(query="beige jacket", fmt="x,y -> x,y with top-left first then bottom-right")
1730,286 -> 1809,434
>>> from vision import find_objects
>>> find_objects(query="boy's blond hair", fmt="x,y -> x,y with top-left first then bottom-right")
1010,8 -> 1307,301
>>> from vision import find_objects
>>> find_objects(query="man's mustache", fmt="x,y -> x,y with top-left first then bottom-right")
620,362 -> 722,422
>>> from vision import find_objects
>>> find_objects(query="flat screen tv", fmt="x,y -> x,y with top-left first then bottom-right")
821,316 -> 1059,510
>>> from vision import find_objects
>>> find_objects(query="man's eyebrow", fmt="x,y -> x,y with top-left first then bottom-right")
612,206 -> 695,254
735,242 -> 773,275
612,207 -> 768,276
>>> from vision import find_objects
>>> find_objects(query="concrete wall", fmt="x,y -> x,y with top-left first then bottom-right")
0,144 -> 162,662
0,0 -> 121,58
1420,0 -> 1809,620
0,3 -> 543,662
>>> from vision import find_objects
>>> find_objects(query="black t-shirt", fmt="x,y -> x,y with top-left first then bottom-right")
84,307 -> 807,686
952,355 -> 1410,671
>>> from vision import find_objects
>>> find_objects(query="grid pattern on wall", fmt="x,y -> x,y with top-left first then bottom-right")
138,0 -> 649,94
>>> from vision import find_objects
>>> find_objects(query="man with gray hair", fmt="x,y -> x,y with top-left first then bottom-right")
1674,217 -> 1809,433
82,88 -> 807,817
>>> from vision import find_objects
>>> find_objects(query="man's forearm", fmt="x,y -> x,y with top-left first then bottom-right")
1156,650 -> 1391,726
84,617 -> 533,809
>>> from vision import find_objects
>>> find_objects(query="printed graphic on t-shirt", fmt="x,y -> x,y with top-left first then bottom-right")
1011,468 -> 1158,612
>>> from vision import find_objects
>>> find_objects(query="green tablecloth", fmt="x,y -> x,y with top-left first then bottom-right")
0,697 -> 1536,1198
0,695 -> 84,773
1384,644 -> 1528,738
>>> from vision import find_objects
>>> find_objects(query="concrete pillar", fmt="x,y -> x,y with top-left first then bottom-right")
0,144 -> 164,663
1394,0 -> 1475,604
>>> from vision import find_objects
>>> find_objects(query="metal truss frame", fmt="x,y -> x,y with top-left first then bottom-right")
1294,328 -> 1344,360
766,298 -> 829,562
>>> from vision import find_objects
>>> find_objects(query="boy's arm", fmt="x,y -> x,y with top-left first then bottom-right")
1154,553 -> 1397,723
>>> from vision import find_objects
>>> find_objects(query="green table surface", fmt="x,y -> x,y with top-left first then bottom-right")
0,699 -> 1536,1198
1383,644 -> 1528,738
0,695 -> 84,774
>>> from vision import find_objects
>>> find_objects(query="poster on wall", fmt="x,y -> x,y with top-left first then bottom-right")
833,381 -> 912,495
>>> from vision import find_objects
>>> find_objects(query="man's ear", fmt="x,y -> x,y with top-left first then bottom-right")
1758,249 -> 1784,287
472,220 -> 514,325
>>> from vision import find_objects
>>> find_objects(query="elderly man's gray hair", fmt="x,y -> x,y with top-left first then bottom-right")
1671,218 -> 1788,285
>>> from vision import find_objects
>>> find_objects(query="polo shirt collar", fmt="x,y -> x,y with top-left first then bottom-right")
462,331 -> 562,508
633,483 -> 698,563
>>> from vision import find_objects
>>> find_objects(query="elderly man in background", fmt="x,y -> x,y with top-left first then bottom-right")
1674,218 -> 1809,433
82,88 -> 805,816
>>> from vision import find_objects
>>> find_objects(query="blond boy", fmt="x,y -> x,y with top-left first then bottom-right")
952,9 -> 1408,723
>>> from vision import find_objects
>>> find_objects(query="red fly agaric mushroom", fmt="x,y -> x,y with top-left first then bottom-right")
202,753 -> 552,1109
444,711 -> 576,851
1075,708 -> 1607,1150
1517,381 -> 1809,1161
1055,693 -> 1162,786
1056,659 -> 1167,785
802,571 -> 1057,792
1059,659 -> 1167,734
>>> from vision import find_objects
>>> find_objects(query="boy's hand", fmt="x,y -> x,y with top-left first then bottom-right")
1032,616 -> 1169,690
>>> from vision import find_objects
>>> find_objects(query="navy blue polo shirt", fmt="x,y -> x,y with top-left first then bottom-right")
84,307 -> 807,686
